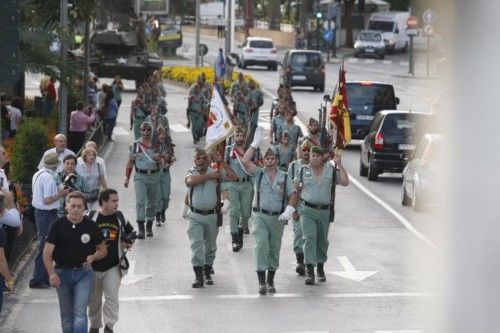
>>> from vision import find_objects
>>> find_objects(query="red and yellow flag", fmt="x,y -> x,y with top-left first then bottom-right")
330,62 -> 351,149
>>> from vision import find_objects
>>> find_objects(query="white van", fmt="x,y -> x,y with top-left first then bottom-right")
366,11 -> 410,53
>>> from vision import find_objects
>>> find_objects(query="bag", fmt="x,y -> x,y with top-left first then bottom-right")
89,188 -> 99,202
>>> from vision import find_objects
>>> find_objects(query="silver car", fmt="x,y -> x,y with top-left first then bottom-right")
354,30 -> 386,59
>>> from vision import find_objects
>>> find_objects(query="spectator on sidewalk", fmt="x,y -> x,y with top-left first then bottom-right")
103,90 -> 118,142
43,191 -> 106,333
42,76 -> 57,120
54,155 -> 90,217
88,188 -> 135,333
7,97 -> 22,137
38,134 -> 75,173
77,141 -> 107,178
30,152 -> 70,289
111,75 -> 124,110
0,194 -> 15,313
68,101 -> 96,154
76,147 -> 107,211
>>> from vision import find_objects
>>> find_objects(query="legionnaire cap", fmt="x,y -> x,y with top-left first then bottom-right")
309,117 -> 319,125
311,146 -> 324,155
43,152 -> 60,169
264,146 -> 278,158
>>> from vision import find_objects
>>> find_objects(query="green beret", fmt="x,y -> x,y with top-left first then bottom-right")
311,146 -> 324,155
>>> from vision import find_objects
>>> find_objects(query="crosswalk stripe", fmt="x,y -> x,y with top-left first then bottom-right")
170,124 -> 190,132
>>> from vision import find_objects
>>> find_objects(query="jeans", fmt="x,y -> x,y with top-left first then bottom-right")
30,209 -> 58,286
0,277 -> 4,313
56,267 -> 94,333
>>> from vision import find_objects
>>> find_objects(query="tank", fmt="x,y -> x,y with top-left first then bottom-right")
89,29 -> 163,87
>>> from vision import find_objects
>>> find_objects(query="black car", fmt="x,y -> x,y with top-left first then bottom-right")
279,50 -> 325,92
359,111 -> 432,181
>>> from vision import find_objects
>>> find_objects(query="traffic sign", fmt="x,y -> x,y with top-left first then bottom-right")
422,9 -> 436,25
406,28 -> 419,37
323,30 -> 334,42
424,24 -> 434,36
407,16 -> 418,28
199,44 -> 208,57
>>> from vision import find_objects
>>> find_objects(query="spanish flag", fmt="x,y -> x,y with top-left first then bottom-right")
330,62 -> 351,149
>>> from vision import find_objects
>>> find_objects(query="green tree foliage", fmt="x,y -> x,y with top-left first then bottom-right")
11,119 -> 49,184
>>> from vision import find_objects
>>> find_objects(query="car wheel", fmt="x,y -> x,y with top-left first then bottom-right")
354,53 -> 359,58
359,155 -> 368,177
401,182 -> 412,206
367,155 -> 378,181
379,54 -> 385,60
413,188 -> 425,212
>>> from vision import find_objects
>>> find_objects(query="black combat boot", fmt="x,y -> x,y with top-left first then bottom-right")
155,212 -> 162,227
146,220 -> 153,237
237,227 -> 244,249
231,233 -> 240,252
204,265 -> 213,285
160,209 -> 166,223
305,264 -> 315,285
137,221 -> 145,239
257,271 -> 267,295
317,263 -> 326,282
192,266 -> 204,288
267,270 -> 276,293
295,253 -> 305,276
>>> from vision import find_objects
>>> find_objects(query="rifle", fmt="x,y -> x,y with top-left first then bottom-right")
318,94 -> 331,152
216,178 -> 223,227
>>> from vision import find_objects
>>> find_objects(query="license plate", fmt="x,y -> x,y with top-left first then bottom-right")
356,115 -> 374,120
366,49 -> 375,53
398,144 -> 416,150
292,75 -> 306,80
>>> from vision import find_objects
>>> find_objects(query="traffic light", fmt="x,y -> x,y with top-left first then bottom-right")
0,1 -> 21,82
316,11 -> 323,19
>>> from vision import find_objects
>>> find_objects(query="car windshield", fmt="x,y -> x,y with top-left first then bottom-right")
360,32 -> 382,42
367,20 -> 394,32
346,83 -> 397,115
291,53 -> 322,67
381,114 -> 429,135
249,40 -> 274,48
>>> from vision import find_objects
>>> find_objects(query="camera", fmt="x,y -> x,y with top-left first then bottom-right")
122,231 -> 138,245
62,173 -> 77,191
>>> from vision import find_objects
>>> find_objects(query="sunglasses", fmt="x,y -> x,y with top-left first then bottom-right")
141,128 -> 152,132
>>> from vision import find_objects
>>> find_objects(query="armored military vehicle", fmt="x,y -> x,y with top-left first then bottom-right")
89,29 -> 163,88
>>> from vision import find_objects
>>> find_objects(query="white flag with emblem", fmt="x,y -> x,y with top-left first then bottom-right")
206,85 -> 234,151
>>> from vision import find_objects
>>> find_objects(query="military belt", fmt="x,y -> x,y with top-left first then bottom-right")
135,167 -> 159,175
252,208 -> 281,216
235,176 -> 251,183
189,206 -> 216,215
158,167 -> 169,173
302,200 -> 330,210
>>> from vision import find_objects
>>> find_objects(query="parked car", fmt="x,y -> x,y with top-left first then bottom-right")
401,134 -> 444,211
359,111 -> 432,181
340,81 -> 399,139
279,50 -> 325,92
354,30 -> 386,59
238,37 -> 278,71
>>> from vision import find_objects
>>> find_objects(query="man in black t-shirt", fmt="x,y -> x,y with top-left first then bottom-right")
88,188 -> 135,333
43,191 -> 107,333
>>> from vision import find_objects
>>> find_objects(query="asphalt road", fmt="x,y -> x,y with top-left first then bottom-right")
0,35 -> 446,333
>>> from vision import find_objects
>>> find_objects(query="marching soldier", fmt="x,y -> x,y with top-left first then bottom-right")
286,140 -> 312,276
232,85 -> 251,128
187,84 -> 208,144
241,129 -> 296,295
185,148 -> 236,288
303,117 -> 322,147
277,108 -> 303,148
124,122 -> 167,239
154,126 -> 175,226
246,80 -> 264,147
130,90 -> 147,140
288,146 -> 349,285
275,131 -> 296,172
269,103 -> 287,145
230,72 -> 247,102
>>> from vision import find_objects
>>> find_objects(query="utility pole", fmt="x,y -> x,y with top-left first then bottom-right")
195,0 -> 201,67
225,0 -> 232,54
83,18 -> 90,105
59,0 -> 68,134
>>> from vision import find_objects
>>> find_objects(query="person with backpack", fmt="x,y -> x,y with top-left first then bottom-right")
88,188 -> 135,333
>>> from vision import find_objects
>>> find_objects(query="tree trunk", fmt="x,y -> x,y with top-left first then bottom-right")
344,0 -> 354,47
83,18 -> 90,105
269,0 -> 281,30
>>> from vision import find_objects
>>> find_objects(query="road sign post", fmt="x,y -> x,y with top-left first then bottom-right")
323,27 -> 334,62
424,25 -> 434,77
406,16 -> 419,76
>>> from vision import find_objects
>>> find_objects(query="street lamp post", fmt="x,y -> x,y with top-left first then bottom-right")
59,0 -> 68,134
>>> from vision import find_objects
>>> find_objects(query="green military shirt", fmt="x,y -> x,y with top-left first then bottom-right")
271,115 -> 286,142
129,139 -> 161,171
185,166 -> 218,210
287,159 -> 305,192
295,164 -> 339,205
275,145 -> 296,170
250,168 -> 291,212
145,114 -> 170,133
277,122 -> 303,147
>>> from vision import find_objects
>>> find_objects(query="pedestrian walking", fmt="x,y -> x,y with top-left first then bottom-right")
68,101 -> 97,153
76,147 -> 108,211
111,75 -> 124,109
77,141 -> 107,177
88,188 -> 135,333
30,152 -> 70,289
43,191 -> 107,333
103,90 -> 119,141
38,134 -> 75,173
241,128 -> 296,295
7,97 -> 22,137
288,146 -> 349,285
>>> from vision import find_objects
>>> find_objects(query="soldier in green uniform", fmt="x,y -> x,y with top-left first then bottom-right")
277,108 -> 304,147
275,131 -> 296,171
232,86 -> 251,128
187,84 -> 208,144
124,122 -> 167,239
286,140 -> 312,276
223,127 -> 254,252
130,91 -> 148,140
269,103 -> 287,144
230,72 -> 246,102
288,146 -> 349,285
246,80 -> 264,147
153,126 -> 175,227
241,128 -> 296,295
185,148 -> 236,288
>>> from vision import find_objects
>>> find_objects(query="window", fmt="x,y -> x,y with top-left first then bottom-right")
291,53 -> 322,67
249,40 -> 274,48
346,83 -> 397,115
367,20 -> 394,32
360,32 -> 382,42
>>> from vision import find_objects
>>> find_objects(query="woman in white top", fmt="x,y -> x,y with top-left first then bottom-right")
76,147 -> 107,210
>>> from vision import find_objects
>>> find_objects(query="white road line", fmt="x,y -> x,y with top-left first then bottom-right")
170,124 -> 190,132
23,291 -> 431,304
348,58 -> 358,63
382,60 -> 393,65
366,59 -> 376,64
375,331 -> 423,333
347,175 -> 440,252
400,61 -> 410,66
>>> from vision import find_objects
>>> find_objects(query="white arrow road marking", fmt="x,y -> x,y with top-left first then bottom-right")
121,260 -> 153,286
331,256 -> 378,282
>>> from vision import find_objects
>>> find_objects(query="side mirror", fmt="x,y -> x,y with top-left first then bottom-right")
396,97 -> 400,105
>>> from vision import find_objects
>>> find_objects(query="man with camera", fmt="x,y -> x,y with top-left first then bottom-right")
55,155 -> 90,217
88,188 -> 135,333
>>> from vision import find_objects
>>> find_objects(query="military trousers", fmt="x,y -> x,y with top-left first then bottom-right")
133,172 -> 159,221
252,212 -> 285,271
227,182 -> 253,234
189,111 -> 204,141
299,205 -> 330,266
187,212 -> 219,267
155,169 -> 171,213
292,217 -> 303,255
